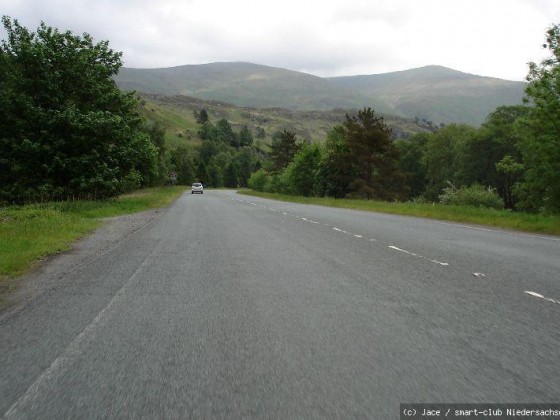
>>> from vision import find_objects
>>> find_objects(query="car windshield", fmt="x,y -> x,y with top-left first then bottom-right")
192,183 -> 202,187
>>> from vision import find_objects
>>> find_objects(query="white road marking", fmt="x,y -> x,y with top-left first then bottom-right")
388,245 -> 417,256
389,245 -> 449,267
471,272 -> 486,278
525,291 -> 560,304
354,235 -> 363,238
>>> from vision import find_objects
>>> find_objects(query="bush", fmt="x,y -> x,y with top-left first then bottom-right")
439,183 -> 504,209
248,169 -> 268,192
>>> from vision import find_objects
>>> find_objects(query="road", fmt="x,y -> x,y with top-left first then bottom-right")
1,190 -> 559,418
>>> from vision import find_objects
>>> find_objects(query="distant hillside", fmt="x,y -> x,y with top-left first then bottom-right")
117,62 -> 390,113
329,66 -> 527,126
114,62 -> 527,126
137,93 -> 429,149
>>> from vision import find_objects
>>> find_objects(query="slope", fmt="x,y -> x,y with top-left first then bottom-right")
116,62 -> 527,126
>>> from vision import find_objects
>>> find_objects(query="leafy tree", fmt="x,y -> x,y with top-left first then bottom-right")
170,145 -> 195,185
198,121 -> 218,140
238,125 -> 254,147
0,17 -> 157,202
248,169 -> 268,192
216,118 -> 238,147
316,126 -> 356,198
396,133 -> 429,199
495,155 -> 524,209
284,143 -> 323,196
516,24 -> 560,213
198,140 -> 220,164
343,108 -> 406,200
269,129 -> 300,171
422,124 -> 475,201
235,146 -> 259,187
224,161 -> 240,188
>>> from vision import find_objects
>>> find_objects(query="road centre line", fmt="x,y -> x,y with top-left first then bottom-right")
389,245 -> 449,266
525,291 -> 560,305
234,196 -> 560,307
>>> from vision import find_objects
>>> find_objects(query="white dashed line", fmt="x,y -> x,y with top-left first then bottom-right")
389,245 -> 449,267
525,291 -> 560,304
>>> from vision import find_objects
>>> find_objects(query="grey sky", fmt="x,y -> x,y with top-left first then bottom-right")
1,0 -> 558,81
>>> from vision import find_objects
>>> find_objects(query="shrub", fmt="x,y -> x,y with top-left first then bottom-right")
439,183 -> 504,209
248,169 -> 268,192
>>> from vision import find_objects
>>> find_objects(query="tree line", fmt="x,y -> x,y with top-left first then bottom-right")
248,24 -> 560,214
2,17 -> 559,215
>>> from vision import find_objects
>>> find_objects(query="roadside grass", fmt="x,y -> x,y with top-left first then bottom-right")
0,186 -> 186,284
239,191 -> 560,236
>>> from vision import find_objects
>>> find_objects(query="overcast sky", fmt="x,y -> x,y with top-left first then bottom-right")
1,0 -> 558,81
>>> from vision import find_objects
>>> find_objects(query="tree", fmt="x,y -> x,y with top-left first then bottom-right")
170,146 -> 195,185
396,133 -> 429,199
495,155 -> 524,209
235,146 -> 259,187
516,24 -> 560,213
216,118 -> 238,147
316,126 -> 357,198
0,17 -> 157,202
238,125 -> 254,147
194,108 -> 209,124
269,129 -> 300,171
284,143 -> 323,196
422,124 -> 474,201
343,108 -> 406,200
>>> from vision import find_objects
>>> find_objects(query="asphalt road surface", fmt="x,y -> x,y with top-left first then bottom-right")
1,190 -> 559,419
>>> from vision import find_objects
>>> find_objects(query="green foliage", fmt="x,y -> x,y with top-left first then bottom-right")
284,143 -> 323,196
315,126 -> 357,198
170,145 -> 195,185
396,133 -> 429,199
343,108 -> 406,200
438,183 -> 504,209
0,187 -> 185,280
248,169 -> 269,192
238,125 -> 254,147
516,24 -> 560,213
421,124 -> 476,200
0,17 -> 158,202
194,108 -> 209,124
269,129 -> 301,171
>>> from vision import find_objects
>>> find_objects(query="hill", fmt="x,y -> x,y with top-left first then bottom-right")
137,94 -> 429,149
115,62 -> 527,126
117,62 -> 390,113
328,66 -> 527,126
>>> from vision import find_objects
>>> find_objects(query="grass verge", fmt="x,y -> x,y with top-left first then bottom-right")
0,186 -> 186,287
239,191 -> 560,236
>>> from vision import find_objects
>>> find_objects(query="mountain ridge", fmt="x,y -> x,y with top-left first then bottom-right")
114,62 -> 527,125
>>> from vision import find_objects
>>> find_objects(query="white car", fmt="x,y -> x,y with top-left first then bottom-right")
191,182 -> 204,194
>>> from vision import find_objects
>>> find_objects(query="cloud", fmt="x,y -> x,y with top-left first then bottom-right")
1,0 -> 558,80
